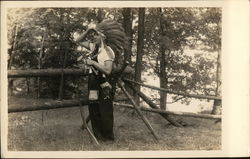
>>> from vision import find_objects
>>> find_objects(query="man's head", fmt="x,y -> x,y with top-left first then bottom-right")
95,19 -> 128,55
86,28 -> 106,46
88,31 -> 100,45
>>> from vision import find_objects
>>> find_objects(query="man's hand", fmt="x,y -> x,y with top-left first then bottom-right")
88,24 -> 97,31
85,59 -> 95,66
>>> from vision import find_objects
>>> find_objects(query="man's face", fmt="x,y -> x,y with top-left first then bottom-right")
90,33 -> 102,45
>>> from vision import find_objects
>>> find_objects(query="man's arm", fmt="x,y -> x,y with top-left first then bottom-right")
78,41 -> 90,50
75,28 -> 96,49
86,60 -> 113,75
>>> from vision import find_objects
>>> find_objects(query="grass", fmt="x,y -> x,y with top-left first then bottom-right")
8,96 -> 221,151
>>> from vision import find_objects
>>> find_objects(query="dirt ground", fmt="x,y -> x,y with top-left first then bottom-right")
8,96 -> 221,151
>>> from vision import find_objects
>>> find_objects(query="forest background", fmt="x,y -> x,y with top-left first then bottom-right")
7,7 -> 221,114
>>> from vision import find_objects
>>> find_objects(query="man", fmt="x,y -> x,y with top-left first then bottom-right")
75,20 -> 128,141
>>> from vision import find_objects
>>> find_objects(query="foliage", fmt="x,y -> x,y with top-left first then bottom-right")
142,8 -> 221,104
7,7 -> 221,103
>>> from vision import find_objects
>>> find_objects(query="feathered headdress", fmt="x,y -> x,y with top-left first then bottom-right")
95,19 -> 129,65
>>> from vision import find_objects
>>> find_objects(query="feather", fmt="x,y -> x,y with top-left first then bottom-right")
95,20 -> 129,65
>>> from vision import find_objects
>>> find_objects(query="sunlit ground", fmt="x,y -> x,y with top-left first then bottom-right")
8,97 -> 221,151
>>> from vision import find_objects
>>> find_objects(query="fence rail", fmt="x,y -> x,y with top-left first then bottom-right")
114,102 -> 221,120
123,78 -> 221,100
8,98 -> 221,120
8,99 -> 88,113
8,66 -> 133,78
8,69 -> 89,78
7,68 -> 221,121
7,69 -> 221,101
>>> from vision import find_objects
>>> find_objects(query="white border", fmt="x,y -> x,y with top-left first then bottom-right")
1,0 -> 249,158
1,1 -> 224,8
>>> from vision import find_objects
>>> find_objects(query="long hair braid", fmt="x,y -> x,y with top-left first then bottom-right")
95,19 -> 129,66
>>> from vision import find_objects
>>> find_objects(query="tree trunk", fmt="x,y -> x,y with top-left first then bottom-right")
58,51 -> 67,100
8,25 -> 18,96
26,78 -> 30,95
97,9 -> 104,23
134,8 -> 145,105
122,8 -> 134,97
122,8 -> 133,64
159,48 -> 167,110
212,50 -> 222,115
158,8 -> 167,110
58,13 -> 70,100
126,82 -> 183,127
8,25 -> 18,69
212,99 -> 221,115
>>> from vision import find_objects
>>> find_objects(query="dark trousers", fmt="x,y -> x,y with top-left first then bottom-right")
88,91 -> 114,140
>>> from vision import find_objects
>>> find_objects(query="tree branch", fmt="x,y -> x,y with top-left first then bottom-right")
167,96 -> 186,104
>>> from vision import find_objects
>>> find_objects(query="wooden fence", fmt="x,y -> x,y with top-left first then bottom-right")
7,68 -> 222,142
7,68 -> 221,119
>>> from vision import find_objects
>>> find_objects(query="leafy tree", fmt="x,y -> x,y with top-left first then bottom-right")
7,7 -> 221,115
142,8 -> 221,109
198,8 -> 222,114
8,8 -> 91,98
7,8 -> 126,98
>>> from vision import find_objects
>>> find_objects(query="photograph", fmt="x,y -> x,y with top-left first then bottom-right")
1,0 -> 249,158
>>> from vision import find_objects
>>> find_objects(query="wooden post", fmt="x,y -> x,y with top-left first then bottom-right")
117,80 -> 159,142
125,81 -> 183,127
58,50 -> 68,100
37,29 -> 46,98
